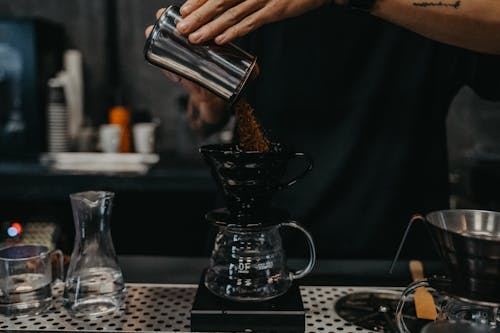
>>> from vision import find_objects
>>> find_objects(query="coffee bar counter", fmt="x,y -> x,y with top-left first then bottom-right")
0,256 -> 446,333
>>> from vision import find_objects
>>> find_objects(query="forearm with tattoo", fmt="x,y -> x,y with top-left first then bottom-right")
372,0 -> 500,55
412,1 -> 460,8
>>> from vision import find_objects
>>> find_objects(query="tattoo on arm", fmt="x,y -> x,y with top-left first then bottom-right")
413,1 -> 461,8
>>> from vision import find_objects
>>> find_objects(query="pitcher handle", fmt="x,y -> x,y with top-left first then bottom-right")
278,152 -> 313,189
389,214 -> 426,274
279,220 -> 316,280
51,249 -> 65,282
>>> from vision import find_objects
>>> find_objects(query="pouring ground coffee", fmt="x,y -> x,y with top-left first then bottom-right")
234,99 -> 270,152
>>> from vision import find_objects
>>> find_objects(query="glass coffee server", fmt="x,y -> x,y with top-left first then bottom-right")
200,143 -> 316,301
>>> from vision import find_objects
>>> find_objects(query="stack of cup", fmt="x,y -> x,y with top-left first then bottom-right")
47,81 -> 69,153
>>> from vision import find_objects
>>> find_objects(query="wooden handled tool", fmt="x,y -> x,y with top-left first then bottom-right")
409,260 -> 438,320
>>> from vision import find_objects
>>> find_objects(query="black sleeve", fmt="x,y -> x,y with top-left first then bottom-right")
463,52 -> 500,101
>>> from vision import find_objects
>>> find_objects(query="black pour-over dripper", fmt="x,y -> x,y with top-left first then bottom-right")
199,143 -> 313,225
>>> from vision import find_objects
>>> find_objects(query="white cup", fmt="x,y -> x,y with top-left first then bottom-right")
99,124 -> 122,153
133,123 -> 157,154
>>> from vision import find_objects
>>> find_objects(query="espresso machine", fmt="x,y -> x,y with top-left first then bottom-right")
190,143 -> 316,332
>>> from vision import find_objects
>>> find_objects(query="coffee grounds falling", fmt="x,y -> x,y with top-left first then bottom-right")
234,99 -> 270,152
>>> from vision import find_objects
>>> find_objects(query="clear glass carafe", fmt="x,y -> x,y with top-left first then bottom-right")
205,221 -> 316,302
63,191 -> 126,317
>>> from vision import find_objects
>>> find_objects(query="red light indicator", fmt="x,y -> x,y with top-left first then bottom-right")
11,222 -> 22,234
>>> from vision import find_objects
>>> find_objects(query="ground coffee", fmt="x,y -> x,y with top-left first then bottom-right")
234,99 -> 270,152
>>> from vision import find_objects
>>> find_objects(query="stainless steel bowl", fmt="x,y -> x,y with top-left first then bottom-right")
425,209 -> 500,304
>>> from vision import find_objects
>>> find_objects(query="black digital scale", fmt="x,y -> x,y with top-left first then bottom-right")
190,272 -> 306,333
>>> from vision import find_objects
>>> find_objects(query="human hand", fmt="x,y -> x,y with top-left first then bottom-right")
186,91 -> 229,137
145,13 -> 230,136
175,0 -> 330,45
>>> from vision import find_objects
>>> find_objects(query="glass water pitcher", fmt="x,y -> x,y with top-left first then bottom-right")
63,191 -> 126,317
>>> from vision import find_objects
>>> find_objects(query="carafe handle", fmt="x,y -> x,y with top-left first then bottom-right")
279,220 -> 316,280
51,249 -> 65,282
278,152 -> 313,189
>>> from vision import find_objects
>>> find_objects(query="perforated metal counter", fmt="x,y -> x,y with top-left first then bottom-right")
0,284 -> 404,333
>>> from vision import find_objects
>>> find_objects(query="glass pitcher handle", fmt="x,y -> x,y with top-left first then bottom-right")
51,249 -> 65,282
279,220 -> 316,280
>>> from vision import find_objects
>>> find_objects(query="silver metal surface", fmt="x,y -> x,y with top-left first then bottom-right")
144,5 -> 257,105
426,209 -> 500,240
0,283 -> 402,332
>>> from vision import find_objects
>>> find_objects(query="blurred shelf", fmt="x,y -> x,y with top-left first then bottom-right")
40,152 -> 161,174
0,152 -> 215,200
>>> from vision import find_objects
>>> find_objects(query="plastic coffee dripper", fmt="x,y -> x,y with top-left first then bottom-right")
199,143 -> 313,224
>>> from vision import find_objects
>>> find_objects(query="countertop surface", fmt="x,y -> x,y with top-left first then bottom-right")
0,258 -> 447,333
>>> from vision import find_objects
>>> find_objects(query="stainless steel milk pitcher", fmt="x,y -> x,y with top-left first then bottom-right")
144,5 -> 258,105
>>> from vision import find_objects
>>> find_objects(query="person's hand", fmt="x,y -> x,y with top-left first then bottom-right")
184,84 -> 229,137
176,0 -> 330,45
145,16 -> 230,137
